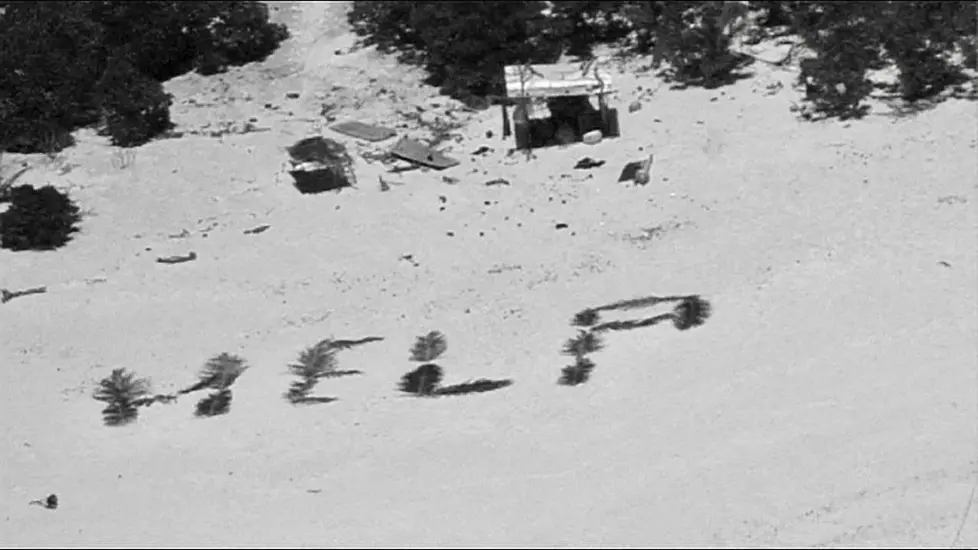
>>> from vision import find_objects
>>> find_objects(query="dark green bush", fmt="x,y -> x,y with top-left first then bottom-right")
0,185 -> 82,251
196,2 -> 290,75
793,1 -> 975,118
349,1 -> 562,98
648,1 -> 750,88
97,54 -> 174,147
0,1 -> 288,153
0,2 -> 106,152
793,2 -> 881,119
880,2 -> 974,101
548,1 -> 630,58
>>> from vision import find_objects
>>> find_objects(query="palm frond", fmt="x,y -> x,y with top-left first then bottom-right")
672,295 -> 712,330
594,293 -> 694,313
93,368 -> 151,406
195,390 -> 233,418
289,341 -> 338,380
571,308 -> 601,327
435,378 -> 513,396
562,330 -> 604,357
559,356 -> 596,386
591,313 -> 673,333
410,331 -> 447,363
197,352 -> 248,391
398,363 -> 443,396
101,403 -> 139,426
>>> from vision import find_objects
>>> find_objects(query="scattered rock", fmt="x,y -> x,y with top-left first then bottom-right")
286,92 -> 300,99
485,178 -> 510,187
628,100 -> 642,113
442,176 -> 459,185
486,130 -> 494,139
472,146 -> 492,156
555,223 -> 568,230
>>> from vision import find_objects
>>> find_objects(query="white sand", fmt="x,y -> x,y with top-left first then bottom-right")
2,2 -> 976,546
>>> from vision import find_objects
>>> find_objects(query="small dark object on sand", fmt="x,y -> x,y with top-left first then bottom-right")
574,157 -> 605,169
485,178 -> 510,187
156,252 -> 197,264
2,285 -> 47,304
243,224 -> 270,235
29,494 -> 58,510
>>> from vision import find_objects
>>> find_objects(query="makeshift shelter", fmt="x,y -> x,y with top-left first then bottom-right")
502,60 -> 620,150
286,136 -> 356,194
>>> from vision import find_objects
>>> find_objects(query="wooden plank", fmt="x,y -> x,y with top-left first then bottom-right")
390,137 -> 460,170
330,121 -> 397,142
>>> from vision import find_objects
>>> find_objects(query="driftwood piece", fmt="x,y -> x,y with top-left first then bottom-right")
243,224 -> 271,235
2,286 -> 47,304
156,252 -> 197,264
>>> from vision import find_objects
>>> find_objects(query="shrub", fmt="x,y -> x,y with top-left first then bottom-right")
94,368 -> 151,427
0,185 -> 82,251
548,1 -> 631,58
349,1 -> 561,98
1,2 -> 287,153
194,2 -> 290,75
880,2 -> 972,101
96,54 -> 174,147
348,1 -> 426,56
794,3 -> 881,121
637,1 -> 749,88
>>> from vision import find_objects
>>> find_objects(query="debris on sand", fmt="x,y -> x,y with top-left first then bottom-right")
485,178 -> 510,187
574,157 -> 605,170
1,286 -> 47,304
156,252 -> 197,264
243,224 -> 270,235
618,154 -> 654,186
330,120 -> 397,142
287,137 -> 357,194
29,494 -> 58,510
390,137 -> 460,170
